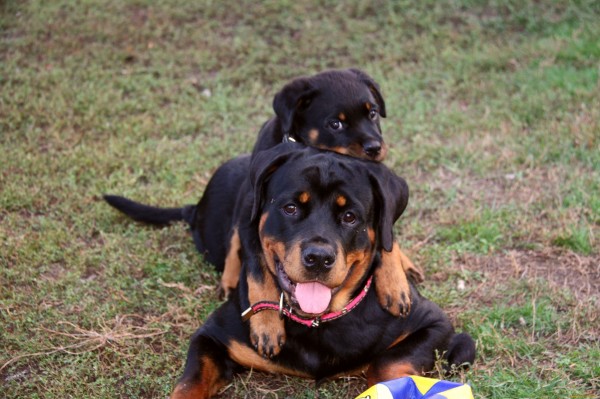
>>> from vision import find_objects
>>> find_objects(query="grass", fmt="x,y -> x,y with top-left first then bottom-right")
1,0 -> 599,398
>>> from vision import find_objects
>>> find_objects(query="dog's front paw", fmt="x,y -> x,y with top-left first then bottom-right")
249,312 -> 286,358
376,245 -> 413,317
375,276 -> 412,317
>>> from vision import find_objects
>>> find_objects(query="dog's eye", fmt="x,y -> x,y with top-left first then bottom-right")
342,211 -> 357,225
369,109 -> 378,120
283,204 -> 298,216
328,120 -> 343,131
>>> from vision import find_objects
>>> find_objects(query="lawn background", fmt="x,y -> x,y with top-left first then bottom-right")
1,1 -> 599,398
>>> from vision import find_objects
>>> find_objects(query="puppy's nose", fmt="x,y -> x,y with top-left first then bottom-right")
302,245 -> 336,271
363,140 -> 382,158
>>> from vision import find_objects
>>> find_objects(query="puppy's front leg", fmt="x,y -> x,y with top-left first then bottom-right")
375,242 -> 423,317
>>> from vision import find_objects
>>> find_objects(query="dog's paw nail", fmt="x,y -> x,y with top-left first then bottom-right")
385,297 -> 393,308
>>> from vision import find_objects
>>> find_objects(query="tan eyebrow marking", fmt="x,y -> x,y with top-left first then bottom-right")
299,192 -> 310,204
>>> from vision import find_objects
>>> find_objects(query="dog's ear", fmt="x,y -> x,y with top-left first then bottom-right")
249,143 -> 299,221
349,68 -> 387,118
273,77 -> 319,135
367,164 -> 409,251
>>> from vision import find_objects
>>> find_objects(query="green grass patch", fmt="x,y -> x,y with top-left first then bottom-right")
436,209 -> 511,254
2,0 -> 599,397
553,224 -> 594,254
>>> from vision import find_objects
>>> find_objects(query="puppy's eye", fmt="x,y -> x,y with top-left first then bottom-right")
283,204 -> 298,216
369,109 -> 378,120
328,120 -> 343,131
342,211 -> 357,225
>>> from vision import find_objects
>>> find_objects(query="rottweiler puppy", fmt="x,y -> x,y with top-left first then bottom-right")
164,143 -> 475,399
252,68 -> 388,159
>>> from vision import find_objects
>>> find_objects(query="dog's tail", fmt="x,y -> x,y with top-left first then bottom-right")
103,194 -> 196,226
444,332 -> 476,372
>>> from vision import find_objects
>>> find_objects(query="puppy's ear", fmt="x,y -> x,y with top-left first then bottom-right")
273,77 -> 319,135
249,143 -> 298,221
367,164 -> 409,252
348,68 -> 387,118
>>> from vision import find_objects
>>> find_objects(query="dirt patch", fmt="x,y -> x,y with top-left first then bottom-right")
457,249 -> 599,302
410,165 -> 567,215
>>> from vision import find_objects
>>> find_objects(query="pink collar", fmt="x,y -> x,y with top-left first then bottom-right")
241,276 -> 373,328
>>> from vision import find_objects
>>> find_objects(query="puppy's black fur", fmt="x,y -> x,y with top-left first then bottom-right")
161,144 -> 475,399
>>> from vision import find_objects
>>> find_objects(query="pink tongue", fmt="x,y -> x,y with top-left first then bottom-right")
295,282 -> 332,314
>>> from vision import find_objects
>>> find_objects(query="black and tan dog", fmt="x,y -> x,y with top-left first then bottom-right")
104,69 -> 422,360
155,143 -> 474,398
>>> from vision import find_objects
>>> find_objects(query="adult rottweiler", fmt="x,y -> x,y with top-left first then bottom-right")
159,143 -> 475,399
104,69 -> 422,359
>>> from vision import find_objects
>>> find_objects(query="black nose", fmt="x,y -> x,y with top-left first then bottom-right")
363,140 -> 382,158
302,245 -> 336,271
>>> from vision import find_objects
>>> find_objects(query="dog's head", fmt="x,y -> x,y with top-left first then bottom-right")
273,69 -> 388,162
250,143 -> 408,318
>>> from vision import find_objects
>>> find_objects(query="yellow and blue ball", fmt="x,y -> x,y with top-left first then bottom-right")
355,376 -> 473,399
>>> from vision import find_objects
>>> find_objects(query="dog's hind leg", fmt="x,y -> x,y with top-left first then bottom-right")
365,306 -> 457,386
170,332 -> 240,399
443,332 -> 476,373
365,330 -> 443,385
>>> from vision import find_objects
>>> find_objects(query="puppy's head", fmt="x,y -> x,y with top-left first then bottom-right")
250,144 -> 408,317
273,69 -> 388,162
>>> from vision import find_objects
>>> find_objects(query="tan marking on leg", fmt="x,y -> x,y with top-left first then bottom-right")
170,357 -> 225,399
247,265 -> 286,358
220,226 -> 241,298
227,341 -> 311,378
376,242 -> 412,317
386,333 -> 409,350
398,247 -> 424,284
366,361 -> 418,386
